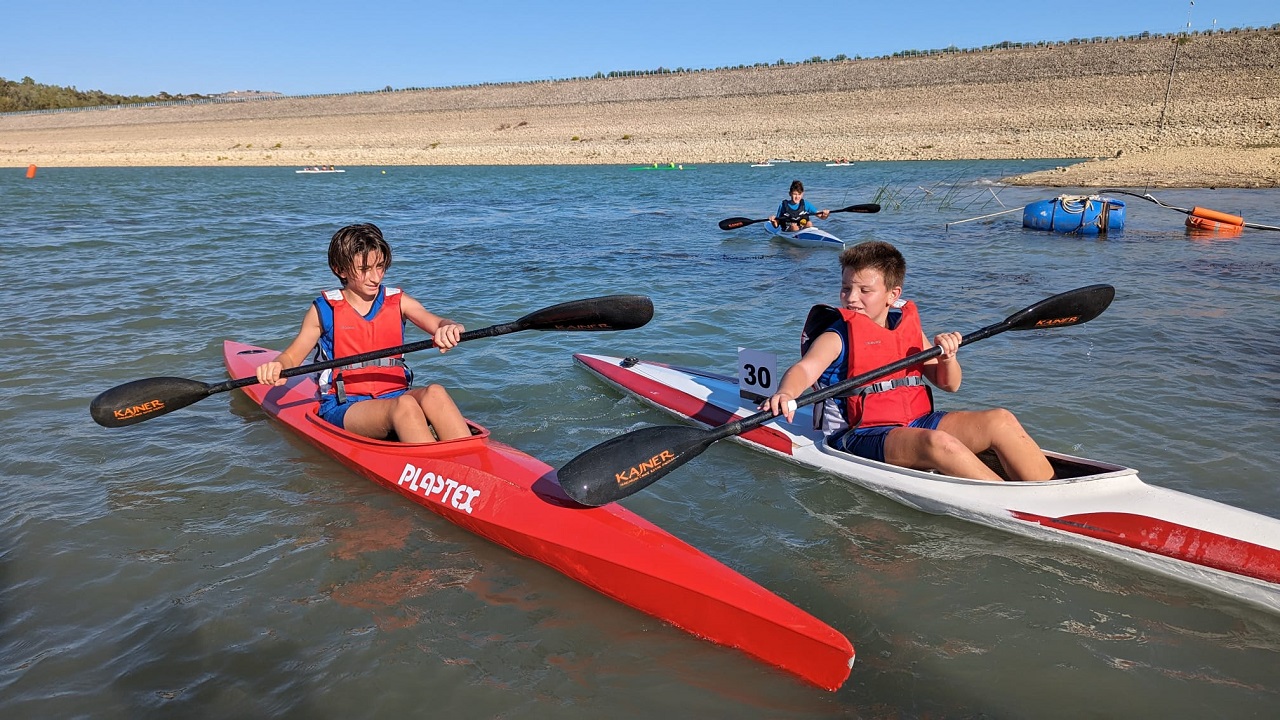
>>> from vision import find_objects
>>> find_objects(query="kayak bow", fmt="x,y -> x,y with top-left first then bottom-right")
224,341 -> 855,689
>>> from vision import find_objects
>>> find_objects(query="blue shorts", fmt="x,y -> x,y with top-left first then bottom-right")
317,389 -> 408,428
828,411 -> 948,462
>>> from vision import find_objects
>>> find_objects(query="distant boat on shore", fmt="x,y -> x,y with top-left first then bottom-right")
296,166 -> 345,174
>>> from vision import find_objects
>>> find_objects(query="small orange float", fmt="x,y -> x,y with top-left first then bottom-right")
1101,190 -> 1280,237
1185,207 -> 1244,238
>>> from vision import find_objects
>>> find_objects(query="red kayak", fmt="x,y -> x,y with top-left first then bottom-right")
224,341 -> 854,690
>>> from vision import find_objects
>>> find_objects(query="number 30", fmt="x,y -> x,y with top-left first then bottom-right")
743,363 -> 772,389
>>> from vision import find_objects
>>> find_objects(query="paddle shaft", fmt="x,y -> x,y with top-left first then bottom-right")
711,283 -> 1114,441
208,321 -> 518,395
707,322 -> 1004,443
719,203 -> 880,230
220,291 -> 656,394
556,284 -> 1114,505
91,294 -> 654,427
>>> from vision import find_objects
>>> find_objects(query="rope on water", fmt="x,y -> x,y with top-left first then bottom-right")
1101,189 -> 1280,232
944,206 -> 1022,231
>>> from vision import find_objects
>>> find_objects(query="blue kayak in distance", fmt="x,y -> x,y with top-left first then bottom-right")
1023,195 -> 1126,235
764,223 -> 844,248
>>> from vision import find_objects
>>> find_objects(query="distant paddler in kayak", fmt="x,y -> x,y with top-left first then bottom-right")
769,180 -> 830,232
255,222 -> 470,443
761,240 -> 1055,482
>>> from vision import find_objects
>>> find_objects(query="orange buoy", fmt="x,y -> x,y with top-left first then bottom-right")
25,164 -> 37,179
1185,214 -> 1243,238
1188,206 -> 1244,226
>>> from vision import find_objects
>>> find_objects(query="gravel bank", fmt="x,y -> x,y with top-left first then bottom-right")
3,30 -> 1277,187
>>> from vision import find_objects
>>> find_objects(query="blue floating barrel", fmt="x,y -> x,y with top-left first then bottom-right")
1022,195 -> 1126,235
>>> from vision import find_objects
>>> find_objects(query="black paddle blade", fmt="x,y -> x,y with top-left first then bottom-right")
836,203 -> 881,214
520,294 -> 654,332
89,377 -> 214,428
718,217 -> 761,231
558,424 -> 714,506
1004,284 -> 1115,332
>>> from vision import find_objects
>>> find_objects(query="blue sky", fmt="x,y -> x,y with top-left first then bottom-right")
6,0 -> 1275,96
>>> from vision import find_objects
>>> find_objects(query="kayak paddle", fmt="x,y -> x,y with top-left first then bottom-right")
90,294 -> 655,428
717,203 -> 881,231
557,284 -> 1115,506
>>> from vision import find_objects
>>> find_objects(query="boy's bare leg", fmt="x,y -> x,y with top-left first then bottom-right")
937,409 -> 1054,482
883,426 -> 1005,481
342,396 -> 431,442
411,384 -> 470,441
336,386 -> 469,444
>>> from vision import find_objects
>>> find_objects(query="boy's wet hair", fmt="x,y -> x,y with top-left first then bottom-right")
789,180 -> 804,194
328,223 -> 392,282
839,241 -> 906,290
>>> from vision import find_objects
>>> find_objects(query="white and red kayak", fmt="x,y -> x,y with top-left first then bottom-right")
574,352 -> 1280,613
224,341 -> 854,689
764,222 -> 844,249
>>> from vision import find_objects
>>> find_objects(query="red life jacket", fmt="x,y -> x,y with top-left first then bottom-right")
803,301 -> 934,429
318,287 -> 409,399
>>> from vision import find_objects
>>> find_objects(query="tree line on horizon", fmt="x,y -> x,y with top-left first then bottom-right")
0,75 -> 214,113
385,25 -> 1279,94
584,25 -> 1278,78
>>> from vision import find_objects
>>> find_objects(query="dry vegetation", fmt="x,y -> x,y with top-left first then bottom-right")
2,30 -> 1278,186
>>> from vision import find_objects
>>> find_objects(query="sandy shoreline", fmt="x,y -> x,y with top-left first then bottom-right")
3,31 -> 1278,187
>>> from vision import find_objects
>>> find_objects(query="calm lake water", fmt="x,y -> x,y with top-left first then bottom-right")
3,161 -> 1279,718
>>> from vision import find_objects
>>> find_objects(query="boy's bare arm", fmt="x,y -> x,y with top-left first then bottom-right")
765,331 -> 843,421
921,331 -> 963,391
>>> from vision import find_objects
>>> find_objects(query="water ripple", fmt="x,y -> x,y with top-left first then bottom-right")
3,163 -> 1278,717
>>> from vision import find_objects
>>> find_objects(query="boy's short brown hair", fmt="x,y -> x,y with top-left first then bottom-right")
839,241 -> 906,291
328,223 -> 392,282
789,180 -> 804,194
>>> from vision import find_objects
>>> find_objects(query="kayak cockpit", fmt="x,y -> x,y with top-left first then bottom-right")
817,440 -> 1136,487
303,410 -> 492,455
982,448 -> 1128,482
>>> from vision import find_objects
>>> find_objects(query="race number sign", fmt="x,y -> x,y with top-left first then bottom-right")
738,347 -> 779,402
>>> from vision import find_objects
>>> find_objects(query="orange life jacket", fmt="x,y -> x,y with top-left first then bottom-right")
802,300 -> 934,430
316,286 -> 410,400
